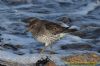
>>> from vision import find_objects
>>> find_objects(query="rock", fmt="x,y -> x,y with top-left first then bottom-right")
61,43 -> 93,50
36,57 -> 56,66
45,61 -> 56,66
61,52 -> 100,64
0,64 -> 6,66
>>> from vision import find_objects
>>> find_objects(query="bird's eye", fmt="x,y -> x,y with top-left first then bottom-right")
53,27 -> 58,30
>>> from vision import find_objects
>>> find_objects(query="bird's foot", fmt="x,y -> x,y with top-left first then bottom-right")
39,48 -> 45,54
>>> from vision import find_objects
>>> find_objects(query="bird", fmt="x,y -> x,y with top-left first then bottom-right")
23,17 -> 77,53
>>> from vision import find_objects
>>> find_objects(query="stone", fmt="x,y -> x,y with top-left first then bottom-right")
61,43 -> 93,50
61,52 -> 100,64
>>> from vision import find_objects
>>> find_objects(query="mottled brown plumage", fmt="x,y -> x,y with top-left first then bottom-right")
23,17 -> 77,53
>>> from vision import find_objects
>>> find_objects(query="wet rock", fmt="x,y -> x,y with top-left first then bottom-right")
0,64 -> 6,66
61,43 -> 93,50
36,57 -> 50,66
36,57 -> 56,66
62,52 -> 100,64
45,60 -> 56,66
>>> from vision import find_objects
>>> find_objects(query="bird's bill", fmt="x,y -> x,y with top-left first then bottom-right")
64,28 -> 78,33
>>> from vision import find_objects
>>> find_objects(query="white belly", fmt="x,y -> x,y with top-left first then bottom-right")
36,33 -> 66,46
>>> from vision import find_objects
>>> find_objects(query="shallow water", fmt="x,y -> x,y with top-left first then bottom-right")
0,0 -> 100,66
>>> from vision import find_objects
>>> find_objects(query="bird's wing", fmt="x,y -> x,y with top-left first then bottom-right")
45,22 -> 67,35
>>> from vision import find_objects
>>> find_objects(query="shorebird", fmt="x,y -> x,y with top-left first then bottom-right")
23,17 -> 77,53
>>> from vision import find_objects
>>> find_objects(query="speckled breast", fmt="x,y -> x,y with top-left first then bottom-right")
36,32 -> 66,46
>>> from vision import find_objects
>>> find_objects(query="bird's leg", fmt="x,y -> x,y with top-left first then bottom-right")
40,46 -> 47,54
40,43 -> 49,54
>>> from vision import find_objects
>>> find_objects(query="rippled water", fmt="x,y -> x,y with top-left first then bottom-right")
0,0 -> 100,66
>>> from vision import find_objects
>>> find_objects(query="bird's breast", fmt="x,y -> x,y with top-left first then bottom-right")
36,33 -> 66,45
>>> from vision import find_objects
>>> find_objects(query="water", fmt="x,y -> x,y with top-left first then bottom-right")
0,0 -> 100,66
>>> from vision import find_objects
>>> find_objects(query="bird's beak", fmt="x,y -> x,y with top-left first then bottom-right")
63,27 -> 78,33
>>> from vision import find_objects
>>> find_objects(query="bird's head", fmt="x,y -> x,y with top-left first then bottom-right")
22,17 -> 42,33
